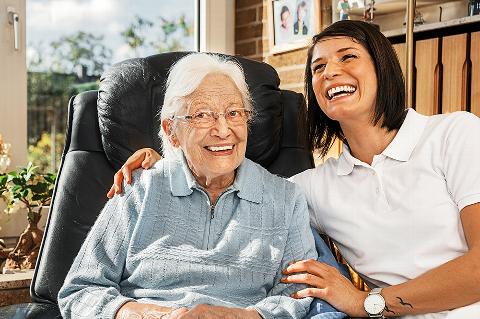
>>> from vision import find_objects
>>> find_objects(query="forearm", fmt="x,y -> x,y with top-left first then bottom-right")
231,307 -> 262,319
381,250 -> 480,317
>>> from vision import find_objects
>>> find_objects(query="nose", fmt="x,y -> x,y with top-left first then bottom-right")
211,115 -> 231,138
322,61 -> 341,80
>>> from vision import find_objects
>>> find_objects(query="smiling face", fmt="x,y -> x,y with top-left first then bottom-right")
281,10 -> 290,29
163,73 -> 248,186
310,36 -> 378,125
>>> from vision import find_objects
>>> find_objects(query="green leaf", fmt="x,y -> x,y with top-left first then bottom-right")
30,182 -> 48,194
32,194 -> 46,201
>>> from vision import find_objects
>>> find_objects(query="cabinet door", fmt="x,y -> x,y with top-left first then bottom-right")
415,38 -> 439,115
472,32 -> 480,117
392,43 -> 406,79
442,34 -> 468,113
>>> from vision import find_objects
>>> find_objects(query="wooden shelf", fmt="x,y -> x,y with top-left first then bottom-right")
383,14 -> 480,37
345,0 -> 453,16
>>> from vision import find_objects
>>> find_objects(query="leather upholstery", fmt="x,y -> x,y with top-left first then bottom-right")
2,53 -> 314,318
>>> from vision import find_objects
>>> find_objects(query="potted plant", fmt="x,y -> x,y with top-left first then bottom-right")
0,162 -> 56,270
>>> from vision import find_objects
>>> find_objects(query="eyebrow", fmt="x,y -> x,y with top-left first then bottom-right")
311,47 -> 360,65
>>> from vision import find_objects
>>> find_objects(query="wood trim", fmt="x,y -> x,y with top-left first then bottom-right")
471,32 -> 480,117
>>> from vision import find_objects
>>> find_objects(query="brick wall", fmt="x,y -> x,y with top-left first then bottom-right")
235,0 -> 308,94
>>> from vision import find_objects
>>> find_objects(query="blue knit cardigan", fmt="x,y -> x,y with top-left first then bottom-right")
58,158 -> 318,319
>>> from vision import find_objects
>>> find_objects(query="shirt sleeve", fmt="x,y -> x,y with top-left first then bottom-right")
443,112 -> 480,211
57,184 -> 140,319
251,185 -> 318,319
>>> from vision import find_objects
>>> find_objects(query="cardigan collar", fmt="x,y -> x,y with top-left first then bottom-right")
169,155 -> 263,204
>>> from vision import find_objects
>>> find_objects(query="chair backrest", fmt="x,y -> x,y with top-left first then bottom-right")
30,52 -> 314,306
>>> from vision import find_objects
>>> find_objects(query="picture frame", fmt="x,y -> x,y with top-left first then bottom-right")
268,0 -> 321,54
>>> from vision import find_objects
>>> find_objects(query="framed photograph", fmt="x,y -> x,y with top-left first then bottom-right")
268,0 -> 321,54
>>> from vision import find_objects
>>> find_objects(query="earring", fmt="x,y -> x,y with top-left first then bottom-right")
171,135 -> 179,147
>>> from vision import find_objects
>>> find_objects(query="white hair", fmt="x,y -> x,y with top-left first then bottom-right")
160,53 -> 253,159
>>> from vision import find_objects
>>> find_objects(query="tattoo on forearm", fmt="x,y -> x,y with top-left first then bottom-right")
396,297 -> 414,308
384,305 -> 396,314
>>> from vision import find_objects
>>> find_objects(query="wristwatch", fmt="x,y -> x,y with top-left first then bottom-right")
364,288 -> 386,318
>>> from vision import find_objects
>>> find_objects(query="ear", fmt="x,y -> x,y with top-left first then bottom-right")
161,119 -> 179,148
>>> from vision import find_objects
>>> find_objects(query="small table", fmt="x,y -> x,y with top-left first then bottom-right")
0,270 -> 33,306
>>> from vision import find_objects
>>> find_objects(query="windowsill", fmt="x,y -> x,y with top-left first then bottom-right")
0,269 -> 33,306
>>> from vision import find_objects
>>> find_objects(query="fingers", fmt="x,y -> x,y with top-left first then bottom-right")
281,272 -> 324,287
106,185 -> 115,199
141,149 -> 162,169
291,287 -> 326,299
107,170 -> 124,198
283,259 -> 332,276
122,165 -> 132,184
141,152 -> 153,169
113,170 -> 125,193
108,148 -> 162,198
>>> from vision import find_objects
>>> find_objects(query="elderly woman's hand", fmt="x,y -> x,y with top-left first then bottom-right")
281,259 -> 368,317
167,304 -> 261,319
106,148 -> 162,198
115,301 -> 183,319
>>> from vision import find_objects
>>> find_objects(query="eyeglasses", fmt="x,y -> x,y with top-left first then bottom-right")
172,108 -> 252,128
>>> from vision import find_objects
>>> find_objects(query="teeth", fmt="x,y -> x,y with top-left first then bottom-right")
327,85 -> 356,99
207,145 -> 233,152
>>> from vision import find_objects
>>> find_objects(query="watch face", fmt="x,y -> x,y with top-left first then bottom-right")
364,294 -> 386,315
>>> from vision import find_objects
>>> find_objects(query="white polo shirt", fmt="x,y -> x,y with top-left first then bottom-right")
291,109 -> 480,318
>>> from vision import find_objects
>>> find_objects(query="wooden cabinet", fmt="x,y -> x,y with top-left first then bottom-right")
389,23 -> 480,116
415,38 -> 439,115
441,34 -> 468,113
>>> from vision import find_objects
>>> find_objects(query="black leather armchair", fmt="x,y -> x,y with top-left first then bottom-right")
0,52 -> 314,318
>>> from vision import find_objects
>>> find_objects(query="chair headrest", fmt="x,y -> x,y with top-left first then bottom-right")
97,52 -> 284,170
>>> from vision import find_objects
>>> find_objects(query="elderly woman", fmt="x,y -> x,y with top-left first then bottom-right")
57,53 -> 317,319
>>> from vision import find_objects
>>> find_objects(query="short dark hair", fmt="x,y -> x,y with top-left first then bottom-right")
304,20 -> 406,157
280,5 -> 290,17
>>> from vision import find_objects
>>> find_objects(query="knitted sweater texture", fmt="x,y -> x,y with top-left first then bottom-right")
58,158 -> 317,319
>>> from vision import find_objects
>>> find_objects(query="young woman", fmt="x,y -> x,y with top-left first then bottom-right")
109,21 -> 480,318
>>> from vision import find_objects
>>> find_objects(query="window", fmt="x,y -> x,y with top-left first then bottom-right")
26,0 -> 198,173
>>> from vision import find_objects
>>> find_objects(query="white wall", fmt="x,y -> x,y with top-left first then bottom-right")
199,0 -> 235,54
0,0 -> 29,241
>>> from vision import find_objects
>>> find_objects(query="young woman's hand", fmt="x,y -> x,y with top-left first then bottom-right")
107,148 -> 162,198
281,259 -> 368,317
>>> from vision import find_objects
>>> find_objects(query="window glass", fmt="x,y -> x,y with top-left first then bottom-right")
26,0 -> 197,173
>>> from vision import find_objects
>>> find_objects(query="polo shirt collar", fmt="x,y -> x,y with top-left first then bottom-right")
336,108 -> 428,175
170,155 -> 262,204
337,145 -> 356,176
382,108 -> 428,162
